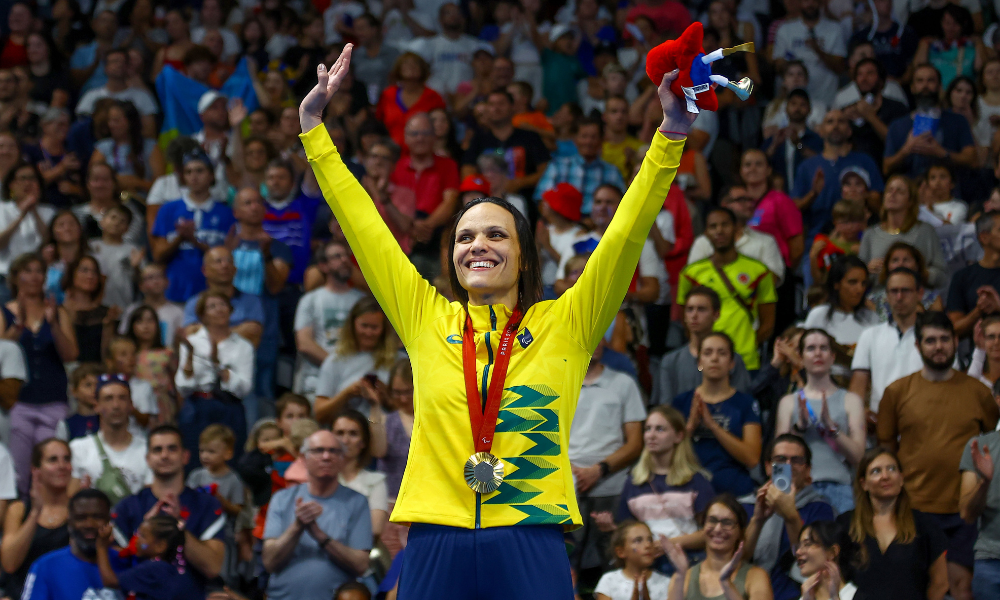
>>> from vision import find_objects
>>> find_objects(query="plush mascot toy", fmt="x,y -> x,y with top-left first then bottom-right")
646,21 -> 755,114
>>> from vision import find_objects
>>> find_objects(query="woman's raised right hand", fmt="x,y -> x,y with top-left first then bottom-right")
299,44 -> 354,133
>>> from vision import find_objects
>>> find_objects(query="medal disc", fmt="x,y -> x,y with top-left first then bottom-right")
464,452 -> 504,494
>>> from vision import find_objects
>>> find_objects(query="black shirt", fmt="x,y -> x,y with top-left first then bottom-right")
851,96 -> 909,168
462,127 -> 551,180
946,262 -> 1000,315
836,510 -> 946,600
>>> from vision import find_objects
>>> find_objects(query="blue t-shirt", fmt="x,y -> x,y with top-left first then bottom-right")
884,111 -> 975,191
69,42 -> 106,94
151,198 -> 235,303
791,153 -> 884,239
112,487 -> 226,593
118,559 -> 204,600
182,289 -> 265,328
263,191 -> 322,284
744,498 -> 835,600
672,391 -> 761,496
21,547 -> 115,600
232,238 -> 294,297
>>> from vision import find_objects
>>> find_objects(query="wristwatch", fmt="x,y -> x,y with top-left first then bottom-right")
598,461 -> 610,478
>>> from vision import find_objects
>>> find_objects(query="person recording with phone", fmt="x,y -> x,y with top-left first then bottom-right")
741,434 -> 834,600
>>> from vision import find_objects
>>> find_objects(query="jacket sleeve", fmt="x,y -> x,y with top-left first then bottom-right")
556,131 -> 684,352
300,125 -> 451,346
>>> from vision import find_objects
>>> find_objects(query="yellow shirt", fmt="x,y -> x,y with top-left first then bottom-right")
301,125 -> 683,530
603,137 -> 644,179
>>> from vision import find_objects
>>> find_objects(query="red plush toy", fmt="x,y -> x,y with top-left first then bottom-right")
645,22 -> 755,114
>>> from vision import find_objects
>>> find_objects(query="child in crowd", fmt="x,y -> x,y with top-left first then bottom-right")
124,305 -> 177,425
186,424 -> 246,588
509,81 -> 554,141
809,200 -> 866,285
90,204 -> 143,310
538,183 -> 586,298
334,581 -> 373,600
56,363 -> 103,441
919,163 -> 969,225
95,514 -> 200,600
105,336 -> 158,430
235,420 -> 283,571
594,521 -> 671,600
119,264 -> 185,348
282,418 -> 321,485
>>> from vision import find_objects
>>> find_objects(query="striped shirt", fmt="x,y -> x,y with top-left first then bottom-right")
534,154 -> 625,214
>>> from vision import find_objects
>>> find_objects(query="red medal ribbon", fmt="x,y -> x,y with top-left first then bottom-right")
462,307 -> 523,454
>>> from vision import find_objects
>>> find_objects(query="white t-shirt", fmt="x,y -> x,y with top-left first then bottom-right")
832,81 -> 910,111
76,86 -> 159,116
594,568 -> 671,600
976,98 -> 1000,147
772,18 -> 848,104
0,443 -> 17,500
851,322 -> 924,412
90,240 -> 139,309
339,469 -> 389,512
404,34 -> 494,95
931,199 -> 969,225
803,306 -> 880,347
541,224 -> 587,287
382,9 -> 438,50
569,367 -> 646,497
799,582 -> 858,600
293,286 -> 366,396
0,202 -> 54,276
0,339 -> 27,382
70,431 -> 153,494
763,99 -> 829,132
556,233 -> 669,304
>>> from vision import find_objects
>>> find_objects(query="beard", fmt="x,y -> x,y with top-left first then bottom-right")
921,350 -> 955,371
914,92 -> 939,110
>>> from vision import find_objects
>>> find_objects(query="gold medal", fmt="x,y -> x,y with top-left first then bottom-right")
464,452 -> 504,494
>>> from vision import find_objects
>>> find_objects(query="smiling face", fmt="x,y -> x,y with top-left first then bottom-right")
33,440 -> 72,490
861,452 -> 904,502
703,502 -> 741,553
795,526 -> 839,578
739,151 -> 770,187
333,416 -> 367,462
452,202 -> 522,304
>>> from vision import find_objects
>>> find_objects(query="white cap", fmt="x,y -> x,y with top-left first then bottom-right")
839,165 -> 871,189
197,90 -> 227,114
549,23 -> 573,43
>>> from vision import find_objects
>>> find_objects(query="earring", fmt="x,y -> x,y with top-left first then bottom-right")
698,366 -> 703,372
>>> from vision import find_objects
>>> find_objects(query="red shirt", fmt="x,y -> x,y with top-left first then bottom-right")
0,38 -> 27,69
390,154 -> 460,215
662,184 -> 694,289
375,85 -> 448,150
627,1 -> 692,36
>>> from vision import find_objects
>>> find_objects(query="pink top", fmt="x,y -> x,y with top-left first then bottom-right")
748,189 -> 803,267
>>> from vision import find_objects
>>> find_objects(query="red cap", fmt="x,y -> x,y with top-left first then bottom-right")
541,182 -> 583,222
459,174 -> 491,195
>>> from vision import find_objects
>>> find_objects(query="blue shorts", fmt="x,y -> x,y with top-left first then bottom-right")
397,524 -> 575,600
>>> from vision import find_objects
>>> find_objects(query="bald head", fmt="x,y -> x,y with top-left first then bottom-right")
233,187 -> 266,225
404,113 -> 434,157
202,246 -> 235,285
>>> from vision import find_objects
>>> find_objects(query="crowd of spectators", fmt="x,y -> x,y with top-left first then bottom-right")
4,0 -> 1000,599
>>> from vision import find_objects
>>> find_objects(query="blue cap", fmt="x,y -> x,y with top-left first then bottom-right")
95,373 -> 130,397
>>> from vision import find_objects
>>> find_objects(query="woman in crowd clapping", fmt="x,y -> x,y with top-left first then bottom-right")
796,521 -> 856,600
663,495 -> 773,600
775,329 -> 866,514
673,333 -> 762,496
1,439 -> 72,600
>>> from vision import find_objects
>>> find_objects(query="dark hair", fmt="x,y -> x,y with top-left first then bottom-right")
767,433 -> 813,467
107,100 -> 147,178
31,438 -> 69,468
799,520 -> 846,571
945,75 -> 979,119
446,197 -> 543,310
913,63 -> 942,85
61,255 -> 104,302
914,310 -> 954,342
105,203 -> 133,226
698,331 -> 735,358
685,285 -> 721,312
71,362 -> 104,389
608,520 -> 652,568
266,157 -> 295,180
26,32 -> 63,71
885,267 -> 921,290
332,410 -> 372,467
147,424 -> 184,450
166,136 -> 202,174
3,161 -> 43,200
126,305 -> 164,350
941,3 -> 974,37
797,328 -> 835,356
47,209 -> 88,261
195,289 -> 233,321
853,57 -> 885,83
144,514 -> 186,563
69,488 -> 111,514
700,493 -> 749,539
275,392 -> 312,418
824,255 -> 868,318
355,12 -> 381,29
577,116 -> 604,137
390,52 -> 431,84
7,252 -> 44,297
705,206 -> 738,225
334,581 -> 373,600
879,242 -> 929,286
787,87 -> 811,106
488,89 -> 515,105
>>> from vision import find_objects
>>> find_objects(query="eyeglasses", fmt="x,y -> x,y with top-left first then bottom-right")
867,464 -> 899,477
307,447 -> 344,457
705,516 -> 738,530
772,455 -> 807,466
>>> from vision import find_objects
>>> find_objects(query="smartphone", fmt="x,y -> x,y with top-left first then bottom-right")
772,463 -> 793,494
363,373 -> 379,386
